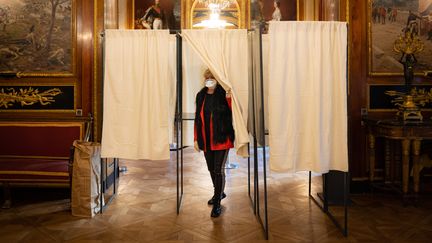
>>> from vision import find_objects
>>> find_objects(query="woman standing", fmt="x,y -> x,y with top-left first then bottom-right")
194,69 -> 235,218
272,0 -> 282,21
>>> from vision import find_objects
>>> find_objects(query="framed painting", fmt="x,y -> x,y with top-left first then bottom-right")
133,0 -> 180,30
251,0 -> 298,31
368,0 -> 432,76
0,0 -> 76,77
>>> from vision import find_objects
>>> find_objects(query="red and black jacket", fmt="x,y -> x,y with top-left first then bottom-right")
194,85 -> 235,151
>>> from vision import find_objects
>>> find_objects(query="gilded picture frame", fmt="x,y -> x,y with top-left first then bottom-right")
0,0 -> 76,77
368,0 -> 432,76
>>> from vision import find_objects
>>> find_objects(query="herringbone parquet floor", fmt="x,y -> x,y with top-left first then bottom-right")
1,147 -> 432,242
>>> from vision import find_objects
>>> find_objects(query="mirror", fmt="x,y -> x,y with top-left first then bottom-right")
182,0 -> 247,29
191,1 -> 240,28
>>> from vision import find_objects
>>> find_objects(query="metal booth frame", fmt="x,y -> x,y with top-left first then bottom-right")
172,27 -> 349,239
173,29 -> 270,239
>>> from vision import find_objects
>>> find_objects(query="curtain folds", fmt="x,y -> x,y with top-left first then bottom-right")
268,22 -> 349,173
101,30 -> 174,160
181,40 -> 208,146
182,30 -> 250,157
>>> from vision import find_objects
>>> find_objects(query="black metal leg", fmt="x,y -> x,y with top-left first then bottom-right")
100,158 -> 104,214
175,32 -> 183,214
180,120 -> 184,205
254,138 -> 259,216
258,28 -> 269,240
323,173 -> 328,212
176,118 -> 180,214
344,172 -> 348,236
248,143 -> 255,210
308,171 -> 349,237
2,183 -> 11,209
262,146 -> 269,240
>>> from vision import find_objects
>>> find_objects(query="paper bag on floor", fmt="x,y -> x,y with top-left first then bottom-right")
71,140 -> 102,217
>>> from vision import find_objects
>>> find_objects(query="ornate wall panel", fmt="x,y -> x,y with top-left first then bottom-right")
0,84 -> 75,111
347,0 -> 432,181
0,0 -> 102,140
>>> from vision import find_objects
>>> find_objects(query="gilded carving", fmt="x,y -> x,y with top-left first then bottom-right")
0,87 -> 62,108
402,139 -> 411,156
368,134 -> 375,149
412,139 -> 422,156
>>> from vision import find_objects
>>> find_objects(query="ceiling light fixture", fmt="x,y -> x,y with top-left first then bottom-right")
194,0 -> 235,29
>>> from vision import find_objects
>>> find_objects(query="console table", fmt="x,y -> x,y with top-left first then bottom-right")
363,117 -> 432,198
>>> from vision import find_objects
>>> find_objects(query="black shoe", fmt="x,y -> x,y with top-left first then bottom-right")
210,203 -> 222,217
207,192 -> 226,205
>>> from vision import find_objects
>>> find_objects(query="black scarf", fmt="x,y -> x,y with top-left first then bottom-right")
195,85 -> 235,149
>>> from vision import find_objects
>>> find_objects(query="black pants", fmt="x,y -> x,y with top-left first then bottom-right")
204,149 -> 229,200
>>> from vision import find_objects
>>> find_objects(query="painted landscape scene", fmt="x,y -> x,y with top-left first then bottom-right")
0,0 -> 72,74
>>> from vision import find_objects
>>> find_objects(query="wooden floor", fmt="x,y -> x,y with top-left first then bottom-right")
1,147 -> 432,242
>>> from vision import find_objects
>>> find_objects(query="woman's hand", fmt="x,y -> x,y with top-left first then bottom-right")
194,141 -> 200,152
226,89 -> 232,98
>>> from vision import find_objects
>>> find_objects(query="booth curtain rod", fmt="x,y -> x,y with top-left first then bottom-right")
99,28 -> 258,37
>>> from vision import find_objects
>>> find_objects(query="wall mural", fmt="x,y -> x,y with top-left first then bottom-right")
369,0 -> 432,75
0,0 -> 73,76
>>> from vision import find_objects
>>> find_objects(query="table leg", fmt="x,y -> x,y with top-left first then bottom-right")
369,134 -> 376,182
412,139 -> 421,201
2,182 -> 11,209
390,140 -> 396,183
402,139 -> 411,197
385,139 -> 391,183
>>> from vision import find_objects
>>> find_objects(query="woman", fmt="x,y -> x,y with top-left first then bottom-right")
194,69 -> 235,218
272,0 -> 282,21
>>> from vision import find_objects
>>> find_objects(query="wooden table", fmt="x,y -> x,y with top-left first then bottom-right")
363,117 -> 432,198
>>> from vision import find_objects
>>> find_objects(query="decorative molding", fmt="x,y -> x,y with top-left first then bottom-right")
368,84 -> 432,111
0,87 -> 61,108
0,84 -> 75,111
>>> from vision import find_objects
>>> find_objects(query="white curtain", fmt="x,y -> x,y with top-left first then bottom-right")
182,30 -> 250,157
181,43 -> 208,146
167,35 -> 177,145
101,30 -> 175,160
268,22 -> 348,173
